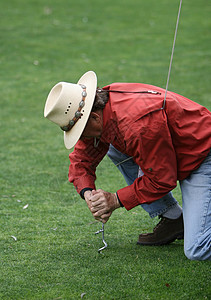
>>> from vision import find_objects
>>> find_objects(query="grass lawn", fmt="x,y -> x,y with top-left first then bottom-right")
0,0 -> 210,299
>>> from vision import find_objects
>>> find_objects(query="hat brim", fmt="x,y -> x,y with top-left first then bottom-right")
64,71 -> 97,149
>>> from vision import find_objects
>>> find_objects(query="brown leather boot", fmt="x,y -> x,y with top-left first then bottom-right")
137,214 -> 184,246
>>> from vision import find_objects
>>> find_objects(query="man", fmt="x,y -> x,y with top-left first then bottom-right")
44,71 -> 211,260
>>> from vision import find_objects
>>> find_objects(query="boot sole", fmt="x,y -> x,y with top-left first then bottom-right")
137,232 -> 184,246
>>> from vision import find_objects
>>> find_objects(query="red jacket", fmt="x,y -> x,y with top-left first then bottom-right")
68,83 -> 211,210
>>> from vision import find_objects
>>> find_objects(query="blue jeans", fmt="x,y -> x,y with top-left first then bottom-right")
107,145 -> 211,260
180,149 -> 211,261
107,144 -> 178,218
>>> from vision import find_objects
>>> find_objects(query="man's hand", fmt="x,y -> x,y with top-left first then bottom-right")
84,190 -> 103,222
84,190 -> 93,210
90,189 -> 120,223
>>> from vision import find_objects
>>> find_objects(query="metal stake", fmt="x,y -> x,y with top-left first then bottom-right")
95,223 -> 108,252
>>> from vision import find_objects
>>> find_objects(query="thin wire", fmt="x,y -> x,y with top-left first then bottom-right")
163,0 -> 183,109
115,156 -> 133,167
114,1 -> 183,169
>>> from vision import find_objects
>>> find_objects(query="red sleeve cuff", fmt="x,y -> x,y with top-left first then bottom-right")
117,185 -> 140,210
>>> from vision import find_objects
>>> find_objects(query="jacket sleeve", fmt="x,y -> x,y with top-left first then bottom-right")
117,109 -> 178,210
68,138 -> 109,195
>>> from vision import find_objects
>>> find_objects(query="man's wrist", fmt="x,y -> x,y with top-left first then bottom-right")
80,188 -> 93,199
116,192 -> 124,207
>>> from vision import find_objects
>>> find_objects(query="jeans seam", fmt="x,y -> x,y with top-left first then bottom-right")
149,202 -> 178,218
200,189 -> 211,234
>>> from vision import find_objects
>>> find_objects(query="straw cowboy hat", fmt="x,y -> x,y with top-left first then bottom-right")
44,71 -> 97,149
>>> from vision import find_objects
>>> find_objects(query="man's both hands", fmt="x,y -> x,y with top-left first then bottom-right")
84,189 -> 120,223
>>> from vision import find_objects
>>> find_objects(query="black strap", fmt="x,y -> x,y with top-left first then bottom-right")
100,89 -> 161,95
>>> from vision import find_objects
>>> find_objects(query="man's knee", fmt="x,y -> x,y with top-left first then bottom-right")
184,242 -> 211,261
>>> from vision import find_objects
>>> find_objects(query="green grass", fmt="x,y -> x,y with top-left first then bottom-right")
0,0 -> 211,299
